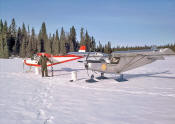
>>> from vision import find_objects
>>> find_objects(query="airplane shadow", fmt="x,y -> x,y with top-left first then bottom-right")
53,68 -> 85,72
53,73 -> 70,77
49,68 -> 85,77
124,71 -> 175,80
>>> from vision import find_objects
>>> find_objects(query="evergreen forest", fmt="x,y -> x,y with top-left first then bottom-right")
0,18 -> 175,58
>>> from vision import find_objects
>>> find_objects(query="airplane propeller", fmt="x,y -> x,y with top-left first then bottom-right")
84,49 -> 91,76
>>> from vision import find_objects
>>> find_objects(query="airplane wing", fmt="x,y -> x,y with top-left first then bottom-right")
24,54 -> 83,67
111,48 -> 175,73
112,48 -> 175,57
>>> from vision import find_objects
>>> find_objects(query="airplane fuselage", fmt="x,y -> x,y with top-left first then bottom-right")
87,48 -> 175,74
68,52 -> 108,57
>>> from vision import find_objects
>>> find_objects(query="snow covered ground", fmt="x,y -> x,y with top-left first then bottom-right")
0,56 -> 175,124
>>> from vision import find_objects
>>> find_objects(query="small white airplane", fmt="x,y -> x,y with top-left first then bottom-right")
83,47 -> 175,82
23,52 -> 83,76
23,45 -> 104,67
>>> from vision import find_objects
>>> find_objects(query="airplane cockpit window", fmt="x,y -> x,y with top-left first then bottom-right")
111,57 -> 120,64
104,58 -> 110,63
34,54 -> 40,61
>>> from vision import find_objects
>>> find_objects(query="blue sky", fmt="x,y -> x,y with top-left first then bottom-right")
0,0 -> 175,46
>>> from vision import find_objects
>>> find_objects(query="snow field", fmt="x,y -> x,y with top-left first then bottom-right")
0,57 -> 175,124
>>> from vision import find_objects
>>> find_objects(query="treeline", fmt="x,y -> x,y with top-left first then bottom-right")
0,18 -> 175,58
0,18 -> 96,58
112,44 -> 175,52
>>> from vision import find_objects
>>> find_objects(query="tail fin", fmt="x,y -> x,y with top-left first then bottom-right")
37,53 -> 51,57
79,46 -> 86,52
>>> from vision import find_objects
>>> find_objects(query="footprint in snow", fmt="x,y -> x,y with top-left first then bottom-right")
44,116 -> 54,124
46,103 -> 52,109
37,109 -> 46,120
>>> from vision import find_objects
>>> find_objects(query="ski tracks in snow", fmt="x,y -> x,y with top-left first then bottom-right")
27,76 -> 55,124
36,79 -> 55,124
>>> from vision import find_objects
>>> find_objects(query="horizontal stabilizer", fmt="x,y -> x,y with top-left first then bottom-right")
159,48 -> 175,56
147,55 -> 165,60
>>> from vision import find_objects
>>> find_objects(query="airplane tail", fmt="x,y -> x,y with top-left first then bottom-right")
78,46 -> 86,52
37,53 -> 51,57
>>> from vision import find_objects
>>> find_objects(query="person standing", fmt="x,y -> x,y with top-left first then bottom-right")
38,54 -> 52,77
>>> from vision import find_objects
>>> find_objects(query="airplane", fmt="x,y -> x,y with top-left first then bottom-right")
83,47 -> 175,82
23,52 -> 83,76
23,45 -> 104,68
23,45 -> 108,76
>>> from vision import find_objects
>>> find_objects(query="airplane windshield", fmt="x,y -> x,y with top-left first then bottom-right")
111,57 -> 120,64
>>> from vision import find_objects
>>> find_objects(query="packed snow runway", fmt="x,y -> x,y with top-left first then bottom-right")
0,57 -> 175,124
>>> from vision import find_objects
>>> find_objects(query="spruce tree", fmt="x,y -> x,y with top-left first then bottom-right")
9,18 -> 17,55
0,36 -> 3,58
27,25 -> 30,35
38,22 -> 51,53
52,30 -> 60,55
4,21 -> 9,58
31,28 -> 37,54
20,39 -> 26,58
48,33 -> 53,54
15,27 -> 22,55
43,22 -> 51,53
107,41 -> 112,53
0,20 -> 3,57
98,41 -> 103,52
80,28 -> 85,46
26,33 -> 32,57
104,42 -> 111,54
37,30 -> 42,52
50,33 -> 54,54
26,25 -> 31,57
65,34 -> 70,53
60,27 -> 66,54
84,30 -> 91,52
9,18 -> 16,37
91,36 -> 96,51
69,26 -> 76,52
3,40 -> 9,58
0,19 -> 3,33
104,44 -> 108,53
20,23 -> 28,57
26,28 -> 37,58
56,30 -> 60,54
0,21 -> 9,58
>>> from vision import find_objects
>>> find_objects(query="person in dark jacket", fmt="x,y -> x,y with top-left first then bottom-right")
38,54 -> 52,77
